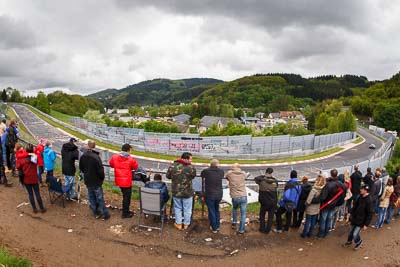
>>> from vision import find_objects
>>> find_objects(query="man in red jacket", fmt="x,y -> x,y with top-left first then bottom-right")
35,138 -> 46,186
109,143 -> 138,218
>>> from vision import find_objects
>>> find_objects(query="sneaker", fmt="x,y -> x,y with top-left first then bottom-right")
273,229 -> 283,234
354,240 -> 363,250
371,225 -> 377,229
102,214 -> 110,221
95,214 -> 102,219
231,223 -> 237,229
174,223 -> 182,230
237,231 -> 244,236
210,226 -> 218,234
122,212 -> 134,219
343,241 -> 352,247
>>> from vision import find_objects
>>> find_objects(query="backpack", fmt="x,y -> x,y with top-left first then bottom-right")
284,183 -> 299,212
5,127 -> 17,148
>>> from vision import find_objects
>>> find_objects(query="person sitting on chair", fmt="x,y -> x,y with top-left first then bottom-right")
145,173 -> 169,207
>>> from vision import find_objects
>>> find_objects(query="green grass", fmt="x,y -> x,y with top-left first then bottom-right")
7,106 -> 37,144
28,105 -> 345,164
50,109 -> 73,124
353,136 -> 364,144
0,247 -> 32,267
103,181 -> 140,200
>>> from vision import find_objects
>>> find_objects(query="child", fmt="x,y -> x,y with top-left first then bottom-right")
145,173 -> 169,207
16,144 -> 46,213
301,174 -> 325,238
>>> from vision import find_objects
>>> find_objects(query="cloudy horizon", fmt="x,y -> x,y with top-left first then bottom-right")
0,0 -> 399,95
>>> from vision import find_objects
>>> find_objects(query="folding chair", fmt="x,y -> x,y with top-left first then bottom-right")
46,176 -> 70,208
138,187 -> 166,233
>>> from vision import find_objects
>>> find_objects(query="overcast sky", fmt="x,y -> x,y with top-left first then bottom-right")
0,0 -> 399,95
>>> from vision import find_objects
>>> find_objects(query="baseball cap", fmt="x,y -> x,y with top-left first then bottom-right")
361,184 -> 370,191
69,137 -> 78,143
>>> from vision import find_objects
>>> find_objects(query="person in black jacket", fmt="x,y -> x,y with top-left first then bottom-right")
363,167 -> 374,189
255,167 -> 278,234
350,165 -> 363,208
343,184 -> 374,250
201,159 -> 224,233
292,176 -> 312,228
79,140 -> 109,220
61,137 -> 79,200
317,169 -> 346,238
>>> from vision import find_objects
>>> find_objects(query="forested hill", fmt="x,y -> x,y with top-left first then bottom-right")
194,74 -> 371,115
88,78 -> 223,108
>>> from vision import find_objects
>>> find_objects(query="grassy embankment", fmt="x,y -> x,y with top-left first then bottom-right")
29,107 -> 351,164
0,247 -> 32,267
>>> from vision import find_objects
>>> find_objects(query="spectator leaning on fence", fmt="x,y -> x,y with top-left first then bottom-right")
43,141 -> 56,181
109,143 -> 138,219
301,174 -> 326,238
201,159 -> 224,234
275,170 -> 301,233
254,167 -> 278,234
16,143 -> 46,214
0,119 -> 6,166
166,152 -> 196,231
35,138 -> 46,186
145,173 -> 170,208
350,165 -> 363,208
374,177 -> 393,229
293,175 -> 312,228
79,140 -> 110,220
226,163 -> 247,235
61,138 -> 79,200
317,169 -> 347,238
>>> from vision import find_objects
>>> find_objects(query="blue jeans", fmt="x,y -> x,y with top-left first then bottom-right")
64,175 -> 76,198
87,186 -> 109,218
347,225 -> 362,244
375,207 -> 387,228
374,199 -> 379,214
206,197 -> 221,231
232,196 -> 247,233
385,202 -> 394,223
301,214 -> 318,238
37,166 -> 44,183
173,197 -> 193,226
318,209 -> 334,238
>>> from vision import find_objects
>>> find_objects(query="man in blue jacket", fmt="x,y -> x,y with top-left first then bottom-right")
274,170 -> 301,233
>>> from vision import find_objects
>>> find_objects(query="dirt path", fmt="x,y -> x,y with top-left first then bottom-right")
1,173 -> 400,267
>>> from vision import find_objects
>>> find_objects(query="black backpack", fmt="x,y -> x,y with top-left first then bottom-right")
5,127 -> 17,148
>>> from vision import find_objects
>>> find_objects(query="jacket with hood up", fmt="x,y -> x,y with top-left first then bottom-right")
61,142 -> 79,176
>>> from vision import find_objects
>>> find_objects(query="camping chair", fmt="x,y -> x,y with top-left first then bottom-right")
138,187 -> 166,233
46,176 -> 70,208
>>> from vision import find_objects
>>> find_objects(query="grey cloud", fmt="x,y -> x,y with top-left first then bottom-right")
274,26 -> 346,61
122,42 -> 140,56
114,0 -> 370,32
0,15 -> 38,49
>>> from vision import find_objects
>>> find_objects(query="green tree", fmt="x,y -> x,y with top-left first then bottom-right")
83,110 -> 104,123
35,92 -> 50,114
315,112 -> 329,130
9,90 -> 23,102
1,89 -> 8,102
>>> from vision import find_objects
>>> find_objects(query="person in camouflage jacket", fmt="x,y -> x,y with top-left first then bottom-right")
166,152 -> 196,230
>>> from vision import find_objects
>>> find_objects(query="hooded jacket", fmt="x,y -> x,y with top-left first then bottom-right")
109,152 -> 138,188
226,167 -> 247,199
305,185 -> 324,215
79,149 -> 105,188
166,158 -> 196,198
61,142 -> 79,176
255,174 -> 278,208
35,143 -> 45,166
16,155 -> 38,184
319,177 -> 346,210
350,170 -> 363,196
296,182 -> 313,212
279,178 -> 301,208
43,146 -> 56,171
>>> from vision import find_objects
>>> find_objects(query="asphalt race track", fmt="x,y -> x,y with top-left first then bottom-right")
11,104 -> 384,180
